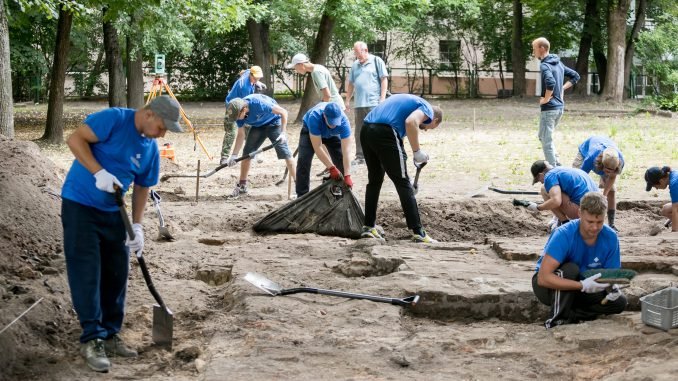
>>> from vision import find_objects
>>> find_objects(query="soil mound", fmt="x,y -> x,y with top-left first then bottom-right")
0,136 -> 75,381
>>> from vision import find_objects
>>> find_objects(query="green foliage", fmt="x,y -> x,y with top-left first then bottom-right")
650,94 -> 678,111
635,12 -> 678,95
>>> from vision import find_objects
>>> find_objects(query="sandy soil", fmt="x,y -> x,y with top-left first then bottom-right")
1,99 -> 677,381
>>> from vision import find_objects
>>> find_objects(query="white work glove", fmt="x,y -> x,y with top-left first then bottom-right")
604,284 -> 624,302
93,169 -> 122,193
527,202 -> 540,212
580,273 -> 609,294
276,132 -> 288,144
221,155 -> 238,167
255,81 -> 267,93
413,149 -> 429,167
125,223 -> 144,254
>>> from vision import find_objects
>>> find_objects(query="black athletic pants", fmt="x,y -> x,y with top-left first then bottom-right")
360,122 -> 422,234
532,262 -> 627,329
295,126 -> 344,197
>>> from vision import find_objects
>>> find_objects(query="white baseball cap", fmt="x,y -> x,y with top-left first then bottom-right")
286,53 -> 309,69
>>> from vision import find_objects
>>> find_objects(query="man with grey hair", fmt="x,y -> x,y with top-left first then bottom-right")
532,191 -> 627,329
288,53 -> 345,109
532,37 -> 580,167
345,41 -> 389,165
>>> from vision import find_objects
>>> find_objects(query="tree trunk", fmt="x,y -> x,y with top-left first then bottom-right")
0,0 -> 14,138
126,35 -> 145,109
624,0 -> 647,98
511,0 -> 526,97
85,47 -> 104,97
41,6 -> 73,144
573,0 -> 598,96
247,19 -> 272,96
602,0 -> 631,102
591,0 -> 607,95
103,10 -> 126,107
295,0 -> 338,122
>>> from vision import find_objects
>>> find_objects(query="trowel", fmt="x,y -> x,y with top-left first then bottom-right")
150,190 -> 174,241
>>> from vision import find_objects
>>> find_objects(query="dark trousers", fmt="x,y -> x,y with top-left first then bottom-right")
353,107 -> 373,159
532,262 -> 627,329
360,123 -> 422,233
295,126 -> 344,196
62,198 -> 129,343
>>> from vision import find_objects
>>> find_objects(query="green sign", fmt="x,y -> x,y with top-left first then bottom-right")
154,54 -> 165,75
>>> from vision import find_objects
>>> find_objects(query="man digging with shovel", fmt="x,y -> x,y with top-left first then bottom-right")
360,94 -> 443,243
60,96 -> 182,372
224,94 -> 296,198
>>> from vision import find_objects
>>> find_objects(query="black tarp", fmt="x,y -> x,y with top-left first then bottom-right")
253,179 -> 364,239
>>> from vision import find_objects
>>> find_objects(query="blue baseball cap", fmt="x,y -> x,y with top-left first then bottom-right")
323,102 -> 343,127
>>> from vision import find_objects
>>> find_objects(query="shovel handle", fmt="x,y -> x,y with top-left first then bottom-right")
280,287 -> 418,306
413,162 -> 426,191
115,189 -> 168,310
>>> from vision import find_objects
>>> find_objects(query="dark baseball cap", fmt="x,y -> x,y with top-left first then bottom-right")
227,98 -> 247,121
644,166 -> 663,191
148,95 -> 183,133
323,102 -> 343,127
531,160 -> 548,184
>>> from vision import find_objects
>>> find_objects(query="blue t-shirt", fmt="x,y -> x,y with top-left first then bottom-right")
670,170 -> 678,203
363,94 -> 434,138
237,94 -> 281,128
578,136 -> 625,176
349,54 -> 388,108
61,108 -> 160,212
225,69 -> 256,103
303,102 -> 351,140
535,220 -> 621,274
544,167 -> 598,204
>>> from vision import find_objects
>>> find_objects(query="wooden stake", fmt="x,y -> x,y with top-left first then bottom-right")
287,169 -> 292,200
195,160 -> 200,203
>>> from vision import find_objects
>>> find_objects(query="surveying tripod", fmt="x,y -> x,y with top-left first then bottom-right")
146,76 -> 212,160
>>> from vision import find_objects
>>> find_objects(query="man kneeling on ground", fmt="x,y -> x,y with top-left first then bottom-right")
532,191 -> 627,329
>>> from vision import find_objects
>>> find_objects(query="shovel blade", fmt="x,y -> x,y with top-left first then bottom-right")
243,272 -> 283,295
152,304 -> 173,350
466,184 -> 489,198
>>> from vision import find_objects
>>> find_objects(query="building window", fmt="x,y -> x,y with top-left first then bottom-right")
439,40 -> 461,70
368,40 -> 386,61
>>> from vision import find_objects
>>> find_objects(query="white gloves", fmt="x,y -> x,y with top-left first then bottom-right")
126,223 -> 144,254
604,284 -> 624,302
221,155 -> 238,167
527,202 -> 540,212
276,132 -> 288,144
94,169 -> 122,193
255,81 -> 267,93
413,149 -> 429,167
580,273 -> 609,294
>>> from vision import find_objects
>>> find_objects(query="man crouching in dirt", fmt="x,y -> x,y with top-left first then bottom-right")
360,94 -> 442,243
528,160 -> 599,232
296,102 -> 353,197
532,192 -> 627,329
224,94 -> 296,197
61,95 -> 183,372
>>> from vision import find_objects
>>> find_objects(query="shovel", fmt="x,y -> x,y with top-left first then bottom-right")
412,162 -> 427,195
149,190 -> 174,241
467,184 -> 539,198
115,189 -> 173,350
161,141 -> 279,182
244,272 -> 419,307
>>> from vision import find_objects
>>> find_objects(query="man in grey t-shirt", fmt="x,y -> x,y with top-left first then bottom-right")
288,53 -> 345,110
345,42 -> 389,164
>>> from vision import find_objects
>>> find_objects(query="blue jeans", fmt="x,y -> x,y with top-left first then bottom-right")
242,124 -> 292,159
295,126 -> 344,196
62,198 -> 129,343
538,109 -> 563,166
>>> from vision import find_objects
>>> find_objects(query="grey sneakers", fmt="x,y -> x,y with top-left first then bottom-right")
80,339 -> 110,372
104,334 -> 138,358
231,183 -> 249,198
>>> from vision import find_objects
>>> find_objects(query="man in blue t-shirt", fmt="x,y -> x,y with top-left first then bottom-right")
60,95 -> 182,372
221,66 -> 266,164
224,94 -> 295,198
573,136 -> 625,231
296,102 -> 354,197
532,192 -> 627,328
360,94 -> 443,243
345,41 -> 389,165
528,160 -> 599,232
644,166 -> 678,232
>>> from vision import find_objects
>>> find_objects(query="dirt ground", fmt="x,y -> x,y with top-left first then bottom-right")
1,98 -> 677,381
